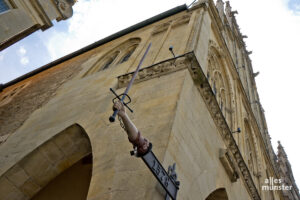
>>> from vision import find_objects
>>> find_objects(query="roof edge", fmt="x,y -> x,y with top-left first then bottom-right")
1,4 -> 187,91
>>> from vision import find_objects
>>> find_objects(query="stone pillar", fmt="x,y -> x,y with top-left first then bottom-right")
225,1 -> 232,27
216,0 -> 225,22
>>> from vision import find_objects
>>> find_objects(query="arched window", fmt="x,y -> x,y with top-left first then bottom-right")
82,38 -> 141,77
119,45 -> 138,63
100,52 -> 119,71
102,59 -> 114,70
207,42 -> 233,128
244,120 -> 258,175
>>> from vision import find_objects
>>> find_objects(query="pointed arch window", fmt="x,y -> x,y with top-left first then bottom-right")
101,52 -> 119,71
207,44 -> 233,128
119,44 -> 138,64
82,38 -> 141,78
244,121 -> 258,175
102,59 -> 113,70
120,52 -> 132,63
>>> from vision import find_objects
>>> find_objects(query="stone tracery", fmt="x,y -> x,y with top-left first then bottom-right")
83,38 -> 141,77
207,40 -> 233,128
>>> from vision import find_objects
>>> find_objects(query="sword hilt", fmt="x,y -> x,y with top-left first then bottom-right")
109,88 -> 133,122
109,110 -> 118,122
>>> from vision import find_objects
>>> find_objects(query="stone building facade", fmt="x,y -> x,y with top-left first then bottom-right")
0,0 -> 299,199
0,0 -> 76,50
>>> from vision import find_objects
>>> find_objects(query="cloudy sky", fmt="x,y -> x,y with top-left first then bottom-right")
1,0 -> 300,187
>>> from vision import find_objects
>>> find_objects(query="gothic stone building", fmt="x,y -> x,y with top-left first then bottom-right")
0,0 -> 299,200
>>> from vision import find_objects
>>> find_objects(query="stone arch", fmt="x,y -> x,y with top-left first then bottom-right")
244,118 -> 262,188
118,43 -> 139,64
207,40 -> 234,129
0,124 -> 92,200
205,188 -> 229,200
243,118 -> 262,187
83,37 -> 141,77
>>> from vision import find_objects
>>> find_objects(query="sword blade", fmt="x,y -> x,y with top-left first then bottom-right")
122,43 -> 152,98
109,43 -> 152,122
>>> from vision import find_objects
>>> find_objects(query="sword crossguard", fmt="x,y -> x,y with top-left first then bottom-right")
109,88 -> 134,123
110,88 -> 133,113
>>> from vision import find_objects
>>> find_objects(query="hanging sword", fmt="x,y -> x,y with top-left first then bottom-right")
109,43 -> 152,122
108,43 -> 180,199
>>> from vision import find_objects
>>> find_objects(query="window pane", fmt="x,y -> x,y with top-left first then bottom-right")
0,0 -> 9,13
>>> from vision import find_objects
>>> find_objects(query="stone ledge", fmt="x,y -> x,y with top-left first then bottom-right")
117,52 -> 194,88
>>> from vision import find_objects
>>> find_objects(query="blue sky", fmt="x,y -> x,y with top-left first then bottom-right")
1,0 -> 300,187
288,0 -> 300,13
0,20 -> 69,82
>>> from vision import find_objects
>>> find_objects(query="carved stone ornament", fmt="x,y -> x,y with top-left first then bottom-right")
118,54 -> 190,88
219,148 -> 239,182
117,52 -> 261,200
56,0 -> 74,19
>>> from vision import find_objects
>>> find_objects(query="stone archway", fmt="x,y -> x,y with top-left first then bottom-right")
0,124 -> 92,200
205,188 -> 229,200
32,153 -> 92,200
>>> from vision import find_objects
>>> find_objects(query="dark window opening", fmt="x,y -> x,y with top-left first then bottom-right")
102,59 -> 114,70
120,51 -> 133,63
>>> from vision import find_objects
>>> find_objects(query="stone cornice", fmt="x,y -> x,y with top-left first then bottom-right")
117,52 -> 261,200
117,53 -> 192,88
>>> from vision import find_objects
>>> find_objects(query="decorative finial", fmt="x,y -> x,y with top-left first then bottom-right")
216,0 -> 225,22
225,1 -> 232,16
225,1 -> 233,26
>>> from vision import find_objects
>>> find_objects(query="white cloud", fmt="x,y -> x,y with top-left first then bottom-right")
17,46 -> 29,65
20,57 -> 29,65
18,46 -> 26,55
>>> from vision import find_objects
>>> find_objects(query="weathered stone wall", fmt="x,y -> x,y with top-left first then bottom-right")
165,70 -> 252,200
0,1 -> 291,200
0,55 -> 89,143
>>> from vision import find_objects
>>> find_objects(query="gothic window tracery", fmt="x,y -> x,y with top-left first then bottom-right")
119,45 -> 138,64
101,52 -> 119,71
244,120 -> 258,178
83,38 -> 141,77
207,43 -> 233,127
